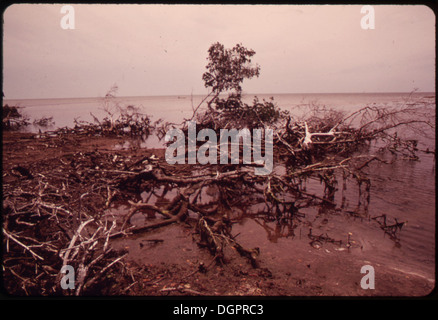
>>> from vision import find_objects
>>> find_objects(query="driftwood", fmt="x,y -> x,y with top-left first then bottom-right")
372,214 -> 407,244
125,198 -> 189,235
2,93 -> 434,295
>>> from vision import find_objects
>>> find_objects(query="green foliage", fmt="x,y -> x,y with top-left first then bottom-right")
243,96 -> 287,126
201,42 -> 286,128
2,104 -> 30,130
2,104 -> 22,120
202,42 -> 260,99
217,96 -> 288,128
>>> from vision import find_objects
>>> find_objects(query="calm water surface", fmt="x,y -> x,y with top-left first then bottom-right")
4,92 -> 435,282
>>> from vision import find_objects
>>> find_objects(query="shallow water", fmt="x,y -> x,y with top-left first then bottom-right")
4,92 -> 435,284
5,92 -> 434,138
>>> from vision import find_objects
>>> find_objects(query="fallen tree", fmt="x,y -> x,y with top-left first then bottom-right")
2,43 -> 435,296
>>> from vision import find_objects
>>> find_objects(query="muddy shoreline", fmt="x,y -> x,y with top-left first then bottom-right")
2,131 -> 435,296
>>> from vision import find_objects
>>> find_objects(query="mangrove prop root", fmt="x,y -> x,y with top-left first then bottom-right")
3,96 -> 433,295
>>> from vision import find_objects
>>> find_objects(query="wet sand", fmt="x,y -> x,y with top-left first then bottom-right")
2,131 -> 435,296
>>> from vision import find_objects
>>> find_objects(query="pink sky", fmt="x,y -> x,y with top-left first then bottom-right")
2,4 -> 435,99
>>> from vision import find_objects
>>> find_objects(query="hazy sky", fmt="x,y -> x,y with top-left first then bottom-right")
2,4 -> 435,99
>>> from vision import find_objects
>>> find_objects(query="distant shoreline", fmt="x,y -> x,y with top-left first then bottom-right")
3,91 -> 435,103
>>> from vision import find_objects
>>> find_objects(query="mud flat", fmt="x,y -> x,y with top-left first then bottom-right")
2,130 -> 434,297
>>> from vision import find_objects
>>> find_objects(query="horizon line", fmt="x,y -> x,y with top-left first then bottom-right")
3,90 -> 435,101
